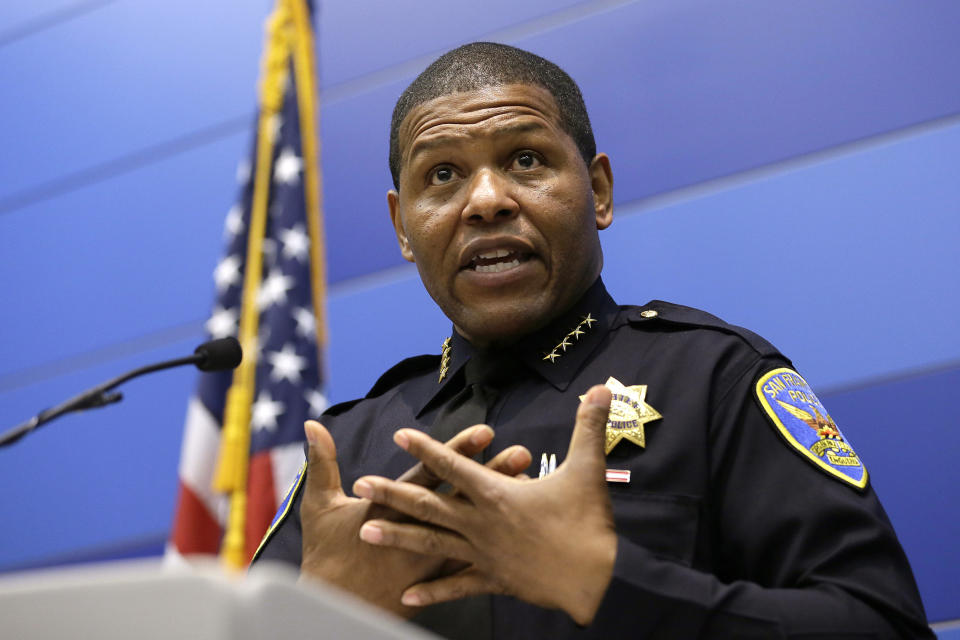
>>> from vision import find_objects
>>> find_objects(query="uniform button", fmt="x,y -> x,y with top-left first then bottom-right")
640,309 -> 658,318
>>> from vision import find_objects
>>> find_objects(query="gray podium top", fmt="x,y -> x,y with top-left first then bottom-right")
0,559 -> 438,639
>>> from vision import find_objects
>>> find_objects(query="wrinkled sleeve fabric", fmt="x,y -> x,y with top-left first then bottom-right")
587,355 -> 932,639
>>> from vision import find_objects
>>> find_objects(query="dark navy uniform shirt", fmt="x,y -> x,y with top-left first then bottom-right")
253,279 -> 932,638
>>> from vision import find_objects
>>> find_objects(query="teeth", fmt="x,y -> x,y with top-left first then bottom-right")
476,259 -> 520,273
477,249 -> 512,260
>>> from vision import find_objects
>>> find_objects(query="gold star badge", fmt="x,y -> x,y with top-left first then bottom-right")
581,377 -> 663,454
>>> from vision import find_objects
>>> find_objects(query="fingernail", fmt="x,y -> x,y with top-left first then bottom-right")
353,480 -> 373,499
401,591 -> 422,606
359,523 -> 383,544
304,421 -> 319,445
394,430 -> 410,450
586,386 -> 610,407
470,425 -> 493,446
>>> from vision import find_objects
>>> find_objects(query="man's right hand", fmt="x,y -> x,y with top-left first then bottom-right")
298,419 -> 530,617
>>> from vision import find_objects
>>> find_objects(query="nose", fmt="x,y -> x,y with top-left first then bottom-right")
461,169 -> 519,224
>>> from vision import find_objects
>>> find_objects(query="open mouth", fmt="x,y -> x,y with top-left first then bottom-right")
464,248 -> 532,273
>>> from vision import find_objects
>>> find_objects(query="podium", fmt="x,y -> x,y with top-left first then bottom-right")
0,559 -> 437,639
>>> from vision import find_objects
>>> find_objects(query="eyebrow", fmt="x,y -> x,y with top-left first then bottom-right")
407,121 -> 551,160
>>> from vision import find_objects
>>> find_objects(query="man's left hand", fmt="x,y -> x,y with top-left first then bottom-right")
352,385 -> 618,626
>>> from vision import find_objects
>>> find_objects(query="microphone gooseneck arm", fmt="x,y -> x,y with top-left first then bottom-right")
0,338 -> 241,448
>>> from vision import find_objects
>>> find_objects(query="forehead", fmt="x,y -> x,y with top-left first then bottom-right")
397,84 -> 566,165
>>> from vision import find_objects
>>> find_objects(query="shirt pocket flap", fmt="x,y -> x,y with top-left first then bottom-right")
609,492 -> 699,566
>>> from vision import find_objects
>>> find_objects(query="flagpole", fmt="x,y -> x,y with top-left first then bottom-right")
289,0 -> 328,363
214,0 -> 294,570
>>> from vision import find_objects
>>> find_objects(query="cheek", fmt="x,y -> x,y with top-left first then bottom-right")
406,209 -> 453,263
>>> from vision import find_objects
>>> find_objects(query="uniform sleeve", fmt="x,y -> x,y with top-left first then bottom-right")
250,475 -> 304,568
586,356 -> 933,639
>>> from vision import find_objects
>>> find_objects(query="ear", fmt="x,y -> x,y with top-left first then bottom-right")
388,189 -> 416,263
589,153 -> 614,230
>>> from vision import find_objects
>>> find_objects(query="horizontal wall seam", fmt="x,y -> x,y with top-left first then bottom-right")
0,0 -> 119,50
613,110 -> 960,220
0,0 -> 637,215
0,115 -> 251,217
0,319 -> 205,395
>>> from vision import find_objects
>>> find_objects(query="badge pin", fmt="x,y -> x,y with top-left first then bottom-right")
581,377 -> 663,454
538,453 -> 557,478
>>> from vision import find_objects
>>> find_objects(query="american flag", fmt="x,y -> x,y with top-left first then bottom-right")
168,0 -> 325,566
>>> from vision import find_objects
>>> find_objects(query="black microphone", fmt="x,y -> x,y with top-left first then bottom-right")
194,336 -> 243,371
0,337 -> 243,447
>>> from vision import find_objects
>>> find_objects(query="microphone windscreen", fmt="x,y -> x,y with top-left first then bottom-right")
194,337 -> 243,371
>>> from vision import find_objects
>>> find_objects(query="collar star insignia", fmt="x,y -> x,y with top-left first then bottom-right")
438,337 -> 452,382
581,377 -> 663,454
543,312 -> 597,364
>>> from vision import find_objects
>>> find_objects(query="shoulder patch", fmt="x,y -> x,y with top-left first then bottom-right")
755,367 -> 868,490
251,460 -> 307,563
628,301 -> 783,359
366,354 -> 440,398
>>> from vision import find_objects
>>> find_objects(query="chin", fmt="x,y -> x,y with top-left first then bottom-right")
456,307 -> 550,347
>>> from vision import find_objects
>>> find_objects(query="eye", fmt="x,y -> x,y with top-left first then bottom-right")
510,151 -> 542,171
429,165 -> 458,186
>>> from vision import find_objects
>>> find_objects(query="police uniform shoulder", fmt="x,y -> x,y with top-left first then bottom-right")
625,300 -> 782,359
365,354 -> 441,399
320,354 -> 439,418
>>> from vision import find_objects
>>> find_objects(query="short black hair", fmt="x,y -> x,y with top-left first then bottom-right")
389,42 -> 596,189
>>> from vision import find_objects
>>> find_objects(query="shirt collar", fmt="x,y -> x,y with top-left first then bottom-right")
413,278 -> 619,417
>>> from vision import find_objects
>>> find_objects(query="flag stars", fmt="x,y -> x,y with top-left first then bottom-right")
293,306 -> 316,340
224,205 -> 244,239
274,147 -> 302,185
205,306 -> 237,339
213,254 -> 241,291
251,390 -> 285,432
267,344 -> 308,384
236,161 -> 251,185
258,269 -> 294,309
280,224 -> 310,262
305,389 -> 328,416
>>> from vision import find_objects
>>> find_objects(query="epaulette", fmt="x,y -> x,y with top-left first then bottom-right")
320,354 -> 439,418
625,300 -> 784,360
365,354 -> 441,399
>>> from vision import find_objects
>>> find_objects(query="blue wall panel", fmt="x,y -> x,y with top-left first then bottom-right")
0,0 -> 265,202
316,0 -> 589,88
822,368 -> 960,623
0,133 -> 244,377
602,119 -> 960,391
0,334 -> 201,570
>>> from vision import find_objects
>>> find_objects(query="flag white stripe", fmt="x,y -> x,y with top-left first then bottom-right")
178,397 -> 229,526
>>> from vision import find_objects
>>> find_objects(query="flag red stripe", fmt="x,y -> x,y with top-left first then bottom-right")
170,480 -> 223,555
245,451 -> 278,562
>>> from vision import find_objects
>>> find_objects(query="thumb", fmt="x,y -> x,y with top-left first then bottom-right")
304,420 -> 343,500
564,385 -> 612,471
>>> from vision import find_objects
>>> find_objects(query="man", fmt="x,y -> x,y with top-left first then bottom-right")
253,42 -> 932,638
